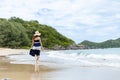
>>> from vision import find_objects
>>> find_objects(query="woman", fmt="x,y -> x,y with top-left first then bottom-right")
31,31 -> 43,64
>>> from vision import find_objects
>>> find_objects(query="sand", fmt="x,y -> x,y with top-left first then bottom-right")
0,48 -> 56,80
0,48 -> 28,56
0,56 -> 55,80
1,48 -> 120,80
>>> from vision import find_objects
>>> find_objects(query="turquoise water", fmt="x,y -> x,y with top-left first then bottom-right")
8,48 -> 120,68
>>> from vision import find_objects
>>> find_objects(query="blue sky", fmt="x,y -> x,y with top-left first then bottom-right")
0,0 -> 120,43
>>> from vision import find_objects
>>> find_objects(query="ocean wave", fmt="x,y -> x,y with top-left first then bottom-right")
46,49 -> 120,68
7,48 -> 120,68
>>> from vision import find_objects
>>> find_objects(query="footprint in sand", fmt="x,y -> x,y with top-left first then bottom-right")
1,78 -> 11,80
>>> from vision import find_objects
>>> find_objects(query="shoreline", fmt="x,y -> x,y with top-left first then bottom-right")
0,57 -> 59,80
0,48 -> 28,56
1,48 -> 120,80
0,48 -> 59,80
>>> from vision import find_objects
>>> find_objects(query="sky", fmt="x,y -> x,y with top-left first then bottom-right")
0,0 -> 120,43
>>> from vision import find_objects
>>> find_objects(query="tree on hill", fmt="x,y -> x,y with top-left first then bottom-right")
0,18 -> 30,48
79,38 -> 120,49
0,17 -> 74,49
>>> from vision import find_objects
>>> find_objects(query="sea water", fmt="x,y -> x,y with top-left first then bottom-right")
7,48 -> 120,68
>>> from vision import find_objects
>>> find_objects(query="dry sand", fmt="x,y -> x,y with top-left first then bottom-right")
0,48 -> 27,56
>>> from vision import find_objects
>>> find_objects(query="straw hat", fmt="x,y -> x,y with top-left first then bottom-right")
34,31 -> 41,36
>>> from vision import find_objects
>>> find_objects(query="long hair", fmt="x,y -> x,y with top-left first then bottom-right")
32,35 -> 39,40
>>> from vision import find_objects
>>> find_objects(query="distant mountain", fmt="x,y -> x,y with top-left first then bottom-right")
79,38 -> 120,49
0,17 -> 74,49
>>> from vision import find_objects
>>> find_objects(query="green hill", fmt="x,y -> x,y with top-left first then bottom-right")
0,17 -> 74,49
79,38 -> 120,49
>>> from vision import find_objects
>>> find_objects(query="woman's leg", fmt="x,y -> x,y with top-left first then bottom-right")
35,55 -> 39,64
35,55 -> 39,72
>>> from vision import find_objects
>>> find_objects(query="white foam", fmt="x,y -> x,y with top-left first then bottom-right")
7,48 -> 120,68
45,48 -> 120,68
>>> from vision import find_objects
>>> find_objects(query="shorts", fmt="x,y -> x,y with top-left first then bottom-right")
29,49 -> 40,56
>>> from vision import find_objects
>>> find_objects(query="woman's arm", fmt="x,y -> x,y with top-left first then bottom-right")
39,37 -> 44,50
31,39 -> 34,48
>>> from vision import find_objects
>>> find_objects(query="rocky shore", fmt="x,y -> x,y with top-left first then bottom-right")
51,44 -> 86,50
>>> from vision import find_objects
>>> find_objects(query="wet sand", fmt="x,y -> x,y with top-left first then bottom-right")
1,48 -> 120,80
0,48 -> 57,80
0,56 -> 57,80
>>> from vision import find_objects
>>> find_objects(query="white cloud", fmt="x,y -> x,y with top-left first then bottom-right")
85,26 -> 119,36
0,0 -> 120,43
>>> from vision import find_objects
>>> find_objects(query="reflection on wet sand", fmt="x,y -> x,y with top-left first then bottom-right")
31,63 -> 41,80
35,62 -> 39,72
0,57 -> 55,80
31,71 -> 41,80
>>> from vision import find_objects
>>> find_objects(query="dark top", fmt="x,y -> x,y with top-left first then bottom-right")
33,40 -> 41,47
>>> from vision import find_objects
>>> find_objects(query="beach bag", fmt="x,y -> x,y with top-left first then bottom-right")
29,49 -> 35,56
